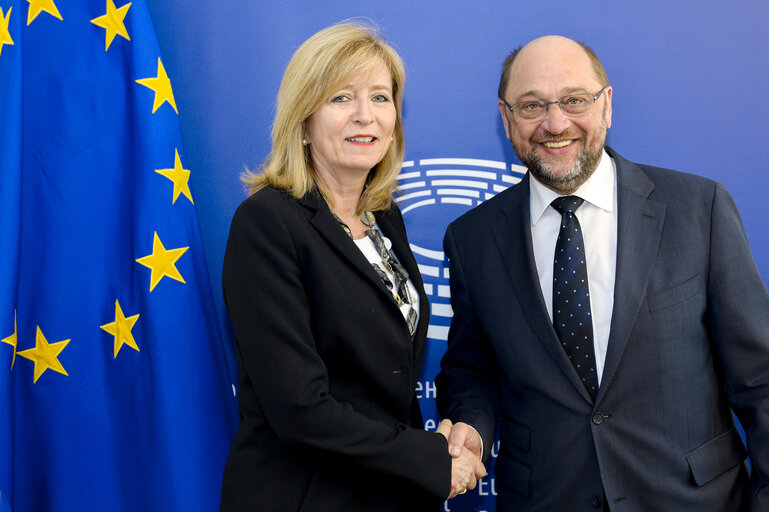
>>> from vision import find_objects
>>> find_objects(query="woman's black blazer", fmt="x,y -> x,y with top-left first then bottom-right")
220,186 -> 451,511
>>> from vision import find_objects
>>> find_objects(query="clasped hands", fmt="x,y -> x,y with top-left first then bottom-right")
437,419 -> 487,499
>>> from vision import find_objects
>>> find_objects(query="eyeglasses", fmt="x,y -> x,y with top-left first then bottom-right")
503,86 -> 608,122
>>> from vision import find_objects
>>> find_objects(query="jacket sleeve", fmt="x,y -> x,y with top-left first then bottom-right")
435,222 -> 500,461
706,183 -> 769,510
222,194 -> 451,500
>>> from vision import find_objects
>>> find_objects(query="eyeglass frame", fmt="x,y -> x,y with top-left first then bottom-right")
502,85 -> 609,122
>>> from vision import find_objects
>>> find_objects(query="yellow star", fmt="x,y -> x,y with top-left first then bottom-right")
100,300 -> 140,357
135,58 -> 178,114
26,0 -> 62,26
17,326 -> 69,383
1,309 -> 17,369
90,0 -> 131,52
0,7 -> 14,59
135,232 -> 188,292
155,149 -> 194,205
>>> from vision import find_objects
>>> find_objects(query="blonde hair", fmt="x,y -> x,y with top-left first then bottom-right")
243,21 -> 406,214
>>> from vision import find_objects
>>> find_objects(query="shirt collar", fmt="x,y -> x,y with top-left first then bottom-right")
529,148 -> 615,226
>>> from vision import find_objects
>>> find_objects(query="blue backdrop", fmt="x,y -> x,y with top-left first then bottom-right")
146,2 -> 769,510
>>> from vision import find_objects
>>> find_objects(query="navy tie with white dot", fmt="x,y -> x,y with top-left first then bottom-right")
551,196 -> 598,400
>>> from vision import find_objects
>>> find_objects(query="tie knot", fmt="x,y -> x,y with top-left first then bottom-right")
551,196 -> 584,215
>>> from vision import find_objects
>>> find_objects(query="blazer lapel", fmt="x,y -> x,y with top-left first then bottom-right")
596,148 -> 667,402
491,175 -> 595,403
377,209 -> 431,350
300,192 -> 398,305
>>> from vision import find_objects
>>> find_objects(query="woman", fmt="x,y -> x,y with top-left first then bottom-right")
220,22 -> 482,511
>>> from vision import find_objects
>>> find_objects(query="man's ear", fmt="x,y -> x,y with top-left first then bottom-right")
603,86 -> 613,129
498,100 -> 512,141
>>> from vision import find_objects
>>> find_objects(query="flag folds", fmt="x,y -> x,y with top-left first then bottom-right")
0,1 -> 238,509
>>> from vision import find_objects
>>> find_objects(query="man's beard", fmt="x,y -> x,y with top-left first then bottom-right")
511,119 -> 607,194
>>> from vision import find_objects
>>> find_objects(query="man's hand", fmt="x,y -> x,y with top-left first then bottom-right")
447,421 -> 483,460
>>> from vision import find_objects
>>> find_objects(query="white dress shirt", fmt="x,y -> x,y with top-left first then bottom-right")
529,150 -> 617,384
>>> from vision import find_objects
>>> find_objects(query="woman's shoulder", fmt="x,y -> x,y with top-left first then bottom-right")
239,184 -> 294,208
229,185 -> 322,239
233,185 -> 303,219
374,198 -> 405,228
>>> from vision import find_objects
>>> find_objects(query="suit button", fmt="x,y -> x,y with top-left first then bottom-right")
592,495 -> 603,508
592,412 -> 605,425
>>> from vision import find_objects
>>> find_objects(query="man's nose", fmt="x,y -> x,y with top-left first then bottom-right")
539,102 -> 571,134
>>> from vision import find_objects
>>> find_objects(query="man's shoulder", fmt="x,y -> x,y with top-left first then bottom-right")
611,148 -> 720,200
636,162 -> 716,188
610,151 -> 719,208
448,180 -> 525,232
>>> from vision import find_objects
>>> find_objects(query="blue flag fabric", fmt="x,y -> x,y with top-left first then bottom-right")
0,1 -> 238,510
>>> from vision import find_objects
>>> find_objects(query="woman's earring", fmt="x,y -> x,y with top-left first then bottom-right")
302,138 -> 309,146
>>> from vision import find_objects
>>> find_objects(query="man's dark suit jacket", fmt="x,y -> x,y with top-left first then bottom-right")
437,147 -> 769,511
220,186 -> 450,511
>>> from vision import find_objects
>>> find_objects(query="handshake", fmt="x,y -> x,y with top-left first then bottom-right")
436,419 -> 487,499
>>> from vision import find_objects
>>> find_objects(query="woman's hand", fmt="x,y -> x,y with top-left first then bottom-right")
436,418 -> 453,441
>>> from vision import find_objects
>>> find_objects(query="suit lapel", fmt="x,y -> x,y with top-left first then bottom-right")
377,210 -> 431,351
491,175 -> 595,403
596,148 -> 667,402
300,192 -> 399,306
300,192 -> 420,343
376,210 -> 428,320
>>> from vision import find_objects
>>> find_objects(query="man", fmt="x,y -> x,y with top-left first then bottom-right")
436,35 -> 769,511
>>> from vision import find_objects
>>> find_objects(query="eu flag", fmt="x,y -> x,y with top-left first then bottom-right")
0,1 -> 238,509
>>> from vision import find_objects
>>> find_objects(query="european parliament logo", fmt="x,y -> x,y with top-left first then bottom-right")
395,158 -> 527,342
